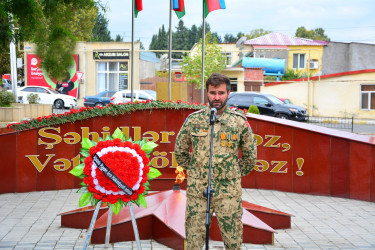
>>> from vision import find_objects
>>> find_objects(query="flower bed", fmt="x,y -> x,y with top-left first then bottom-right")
7,100 -> 206,131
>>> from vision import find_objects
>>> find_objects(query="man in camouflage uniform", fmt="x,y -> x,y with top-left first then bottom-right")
174,73 -> 257,249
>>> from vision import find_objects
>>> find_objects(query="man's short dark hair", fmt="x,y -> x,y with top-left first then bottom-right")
206,73 -> 230,92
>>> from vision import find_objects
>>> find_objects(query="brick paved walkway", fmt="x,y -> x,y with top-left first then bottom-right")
0,189 -> 374,249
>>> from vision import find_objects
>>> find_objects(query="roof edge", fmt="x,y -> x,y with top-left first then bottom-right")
265,69 -> 375,86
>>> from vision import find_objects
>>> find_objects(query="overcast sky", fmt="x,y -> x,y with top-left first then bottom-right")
105,0 -> 375,48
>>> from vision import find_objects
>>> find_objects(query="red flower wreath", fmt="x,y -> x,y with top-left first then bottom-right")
84,139 -> 149,204
70,128 -> 161,215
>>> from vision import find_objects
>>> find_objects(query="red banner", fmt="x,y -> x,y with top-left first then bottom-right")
27,54 -> 80,98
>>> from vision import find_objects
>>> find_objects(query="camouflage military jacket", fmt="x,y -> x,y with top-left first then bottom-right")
174,106 -> 257,195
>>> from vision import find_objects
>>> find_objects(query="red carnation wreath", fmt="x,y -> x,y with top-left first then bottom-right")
70,127 -> 161,215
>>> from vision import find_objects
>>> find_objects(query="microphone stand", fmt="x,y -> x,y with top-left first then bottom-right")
204,111 -> 216,250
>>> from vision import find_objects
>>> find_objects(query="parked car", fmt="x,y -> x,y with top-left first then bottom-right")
110,90 -> 156,105
1,79 -> 12,90
16,86 -> 77,109
227,92 -> 308,122
141,90 -> 157,100
83,90 -> 117,107
278,97 -> 293,104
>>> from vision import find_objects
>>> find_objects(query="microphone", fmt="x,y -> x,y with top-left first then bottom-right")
210,107 -> 217,125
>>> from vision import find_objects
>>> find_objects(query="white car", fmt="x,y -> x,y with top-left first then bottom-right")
110,90 -> 156,105
16,86 -> 77,109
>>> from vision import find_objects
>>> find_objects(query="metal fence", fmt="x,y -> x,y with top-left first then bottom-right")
307,116 -> 354,132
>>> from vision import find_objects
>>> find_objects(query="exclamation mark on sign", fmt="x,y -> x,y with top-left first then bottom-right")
296,158 -> 304,176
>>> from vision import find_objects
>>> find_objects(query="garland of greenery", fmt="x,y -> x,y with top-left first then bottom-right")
7,100 -> 207,131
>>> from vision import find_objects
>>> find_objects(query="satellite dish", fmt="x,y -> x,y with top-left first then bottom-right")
236,36 -> 247,58
160,54 -> 169,70
236,36 -> 247,48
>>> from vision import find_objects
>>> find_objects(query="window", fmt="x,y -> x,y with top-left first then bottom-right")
22,87 -> 36,92
229,78 -> 237,92
221,52 -> 232,67
97,62 -> 128,92
254,96 -> 269,105
292,53 -> 306,69
139,94 -> 149,100
361,85 -> 375,110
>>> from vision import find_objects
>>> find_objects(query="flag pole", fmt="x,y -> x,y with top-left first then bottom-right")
131,0 -> 135,102
168,0 -> 172,101
201,1 -> 206,104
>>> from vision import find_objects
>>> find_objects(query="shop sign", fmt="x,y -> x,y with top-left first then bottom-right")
93,51 -> 130,60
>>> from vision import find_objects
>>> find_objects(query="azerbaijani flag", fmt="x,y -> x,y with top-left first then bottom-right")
204,0 -> 226,18
134,0 -> 143,18
173,0 -> 185,19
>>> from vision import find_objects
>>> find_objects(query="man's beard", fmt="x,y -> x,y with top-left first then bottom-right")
208,97 -> 228,111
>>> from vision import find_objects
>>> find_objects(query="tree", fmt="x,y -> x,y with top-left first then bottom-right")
0,0 -> 97,80
245,28 -> 272,39
223,33 -> 237,43
172,20 -> 189,58
236,32 -> 245,40
137,39 -> 145,50
188,24 -> 200,48
115,35 -> 123,42
149,24 -> 168,57
0,0 -> 98,81
210,32 -> 222,43
181,32 -> 226,89
91,11 -> 113,42
295,26 -> 330,41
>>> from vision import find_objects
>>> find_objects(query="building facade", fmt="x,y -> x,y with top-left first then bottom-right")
261,69 -> 375,119
24,41 -> 141,105
322,42 -> 375,75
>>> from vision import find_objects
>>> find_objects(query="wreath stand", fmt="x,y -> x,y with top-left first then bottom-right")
83,201 -> 142,249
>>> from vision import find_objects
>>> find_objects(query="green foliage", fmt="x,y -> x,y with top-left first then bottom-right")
236,32 -> 245,40
110,201 -> 122,215
245,29 -> 272,40
147,167 -> 162,179
282,69 -> 304,80
79,192 -> 92,207
181,32 -> 226,89
81,138 -> 94,150
149,21 -> 219,58
141,141 -> 158,157
223,33 -> 237,42
9,100 -> 207,131
1,0 -> 98,81
0,89 -> 15,107
69,163 -> 85,177
172,20 -> 189,58
295,26 -> 330,41
247,105 -> 260,115
149,24 -> 168,57
114,35 -> 123,41
90,11 -> 112,42
264,75 -> 277,82
137,194 -> 147,208
281,69 -> 315,81
26,93 -> 40,104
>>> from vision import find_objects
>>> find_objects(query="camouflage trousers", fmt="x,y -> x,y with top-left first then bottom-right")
185,194 -> 243,250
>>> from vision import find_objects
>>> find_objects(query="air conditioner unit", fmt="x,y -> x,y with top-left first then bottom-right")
309,61 -> 319,69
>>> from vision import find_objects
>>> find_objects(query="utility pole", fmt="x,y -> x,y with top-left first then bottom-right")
9,15 -> 18,100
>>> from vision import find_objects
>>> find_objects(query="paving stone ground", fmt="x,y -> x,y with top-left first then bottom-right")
1,189 -> 374,249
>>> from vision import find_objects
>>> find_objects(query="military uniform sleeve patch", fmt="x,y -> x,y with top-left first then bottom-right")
229,109 -> 247,121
